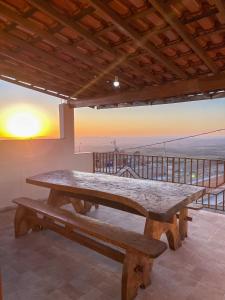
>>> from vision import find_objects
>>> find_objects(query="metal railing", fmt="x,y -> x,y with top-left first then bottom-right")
94,152 -> 225,211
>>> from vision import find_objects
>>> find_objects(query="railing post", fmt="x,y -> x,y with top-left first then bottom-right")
93,152 -> 95,173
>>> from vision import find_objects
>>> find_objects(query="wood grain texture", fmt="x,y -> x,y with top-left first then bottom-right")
13,197 -> 167,258
13,197 -> 167,299
26,170 -> 206,221
144,216 -> 181,250
179,207 -> 188,241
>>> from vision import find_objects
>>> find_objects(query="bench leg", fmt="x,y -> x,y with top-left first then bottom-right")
122,251 -> 152,300
179,207 -> 188,240
14,206 -> 40,238
144,216 -> 181,251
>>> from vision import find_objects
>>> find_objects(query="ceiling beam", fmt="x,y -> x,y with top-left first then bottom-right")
0,1 -> 140,89
90,0 -> 187,79
0,62 -> 73,95
0,30 -> 90,83
214,0 -> 225,23
0,1 -> 99,72
96,92 -> 225,109
0,30 -> 101,90
69,73 -> 225,107
26,0 -> 115,56
149,0 -> 219,74
0,75 -> 72,101
25,0 -> 172,84
26,0 -> 162,87
0,29 -> 106,95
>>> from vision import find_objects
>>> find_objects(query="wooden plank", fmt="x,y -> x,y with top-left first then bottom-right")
0,1 -> 96,69
25,0 -> 159,87
179,207 -> 188,240
214,0 -> 225,23
13,197 -> 167,258
29,214 -> 125,263
0,1 -> 136,88
0,74 -> 72,101
46,189 -> 143,216
24,0 -> 173,86
91,0 -> 187,79
69,73 -> 225,107
149,0 -> 219,74
26,170 -> 205,222
26,0 -> 114,56
0,30 -> 101,94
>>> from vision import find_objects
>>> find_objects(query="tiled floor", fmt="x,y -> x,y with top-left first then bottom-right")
1,206 -> 225,300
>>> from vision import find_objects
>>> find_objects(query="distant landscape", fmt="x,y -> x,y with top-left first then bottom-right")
75,136 -> 225,159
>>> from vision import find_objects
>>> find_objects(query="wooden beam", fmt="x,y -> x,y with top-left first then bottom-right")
0,74 -> 72,101
0,62 -> 94,100
0,29 -> 105,94
149,0 -> 219,74
0,1 -> 139,88
24,0 -> 163,87
25,0 -> 160,85
69,73 -> 225,107
90,0 -> 187,79
2,2 -> 141,88
214,0 -> 225,23
0,60 -> 73,94
26,0 -> 115,56
0,1 -> 98,71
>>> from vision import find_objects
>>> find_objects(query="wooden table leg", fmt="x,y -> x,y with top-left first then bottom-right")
141,217 -> 181,288
144,216 -> 181,251
179,207 -> 188,240
47,189 -> 96,214
47,189 -> 70,207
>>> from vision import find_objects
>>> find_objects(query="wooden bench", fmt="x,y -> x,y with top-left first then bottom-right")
13,198 -> 167,300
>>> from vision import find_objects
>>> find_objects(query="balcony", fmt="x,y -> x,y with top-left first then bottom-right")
1,203 -> 225,300
0,104 -> 225,300
1,0 -> 225,299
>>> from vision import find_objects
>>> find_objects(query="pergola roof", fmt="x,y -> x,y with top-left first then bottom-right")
1,0 -> 225,108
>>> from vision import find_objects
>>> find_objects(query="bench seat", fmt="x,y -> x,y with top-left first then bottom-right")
13,197 -> 167,300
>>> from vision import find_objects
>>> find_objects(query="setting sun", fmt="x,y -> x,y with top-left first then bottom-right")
6,111 -> 41,138
0,104 -> 53,139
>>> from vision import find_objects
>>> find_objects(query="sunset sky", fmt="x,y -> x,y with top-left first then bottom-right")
0,80 -> 225,139
0,80 -> 60,139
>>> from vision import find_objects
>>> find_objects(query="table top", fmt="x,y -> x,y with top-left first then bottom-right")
27,170 -> 206,221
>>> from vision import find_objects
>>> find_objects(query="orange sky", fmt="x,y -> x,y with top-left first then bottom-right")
0,81 -> 60,139
1,80 -> 225,139
75,98 -> 225,137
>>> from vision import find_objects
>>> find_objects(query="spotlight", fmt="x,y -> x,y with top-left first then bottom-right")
113,76 -> 120,87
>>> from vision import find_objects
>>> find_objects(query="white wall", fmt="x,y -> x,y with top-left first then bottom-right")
0,104 -> 93,209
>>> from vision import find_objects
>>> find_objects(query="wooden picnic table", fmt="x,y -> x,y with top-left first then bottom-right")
27,170 -> 205,251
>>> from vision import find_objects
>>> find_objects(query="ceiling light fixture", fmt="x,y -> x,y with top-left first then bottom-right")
113,76 -> 120,88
